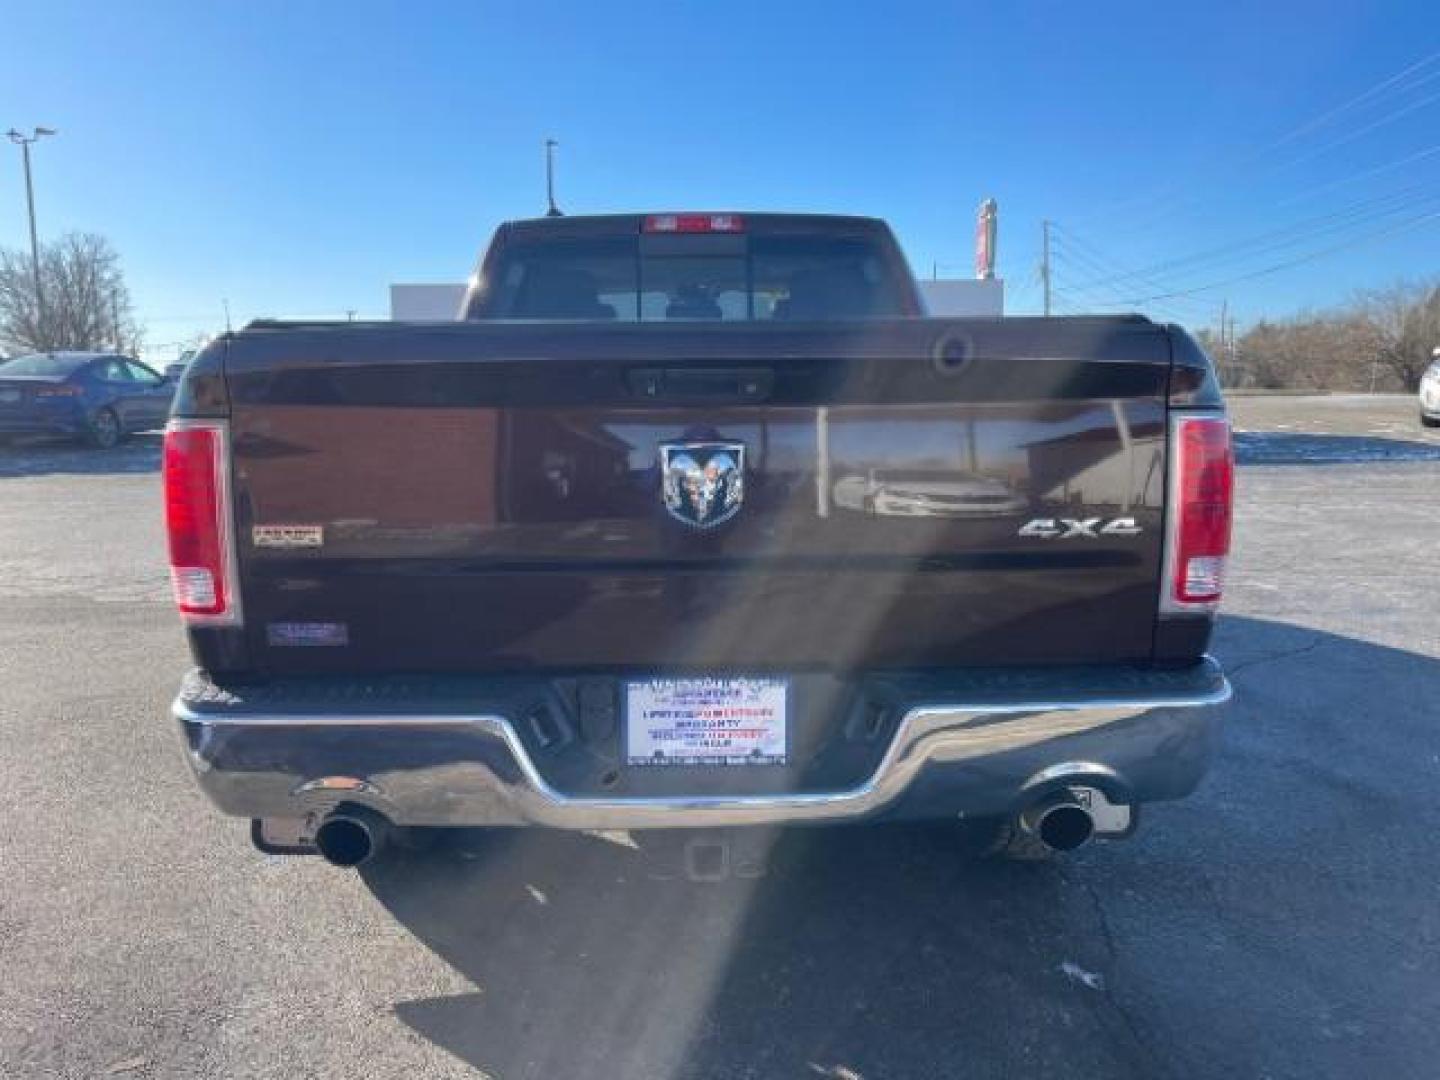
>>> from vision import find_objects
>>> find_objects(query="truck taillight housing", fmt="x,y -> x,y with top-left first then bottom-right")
163,420 -> 241,625
1162,414 -> 1234,612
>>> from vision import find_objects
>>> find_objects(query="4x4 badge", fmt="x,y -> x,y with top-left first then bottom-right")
1018,517 -> 1142,538
659,440 -> 746,529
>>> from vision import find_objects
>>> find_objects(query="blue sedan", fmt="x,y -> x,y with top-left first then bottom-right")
0,352 -> 175,449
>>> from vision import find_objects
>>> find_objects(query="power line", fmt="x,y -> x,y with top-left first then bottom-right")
1049,229 -> 1224,318
1068,49 -> 1440,230
1064,195 -> 1434,298
1272,86 -> 1440,173
1037,50 -> 1440,317
1047,238 -> 1216,321
1107,205 -> 1440,304
1048,260 -> 1208,323
1102,189 -> 1440,289
1058,182 -> 1440,294
1047,285 -> 1203,323
1280,140 -> 1440,205
1048,245 -> 1206,321
1048,293 -> 1087,316
1003,273 -> 1037,308
1050,227 -> 1220,313
1102,61 -> 1440,240
1123,141 -> 1440,244
1261,48 -> 1440,152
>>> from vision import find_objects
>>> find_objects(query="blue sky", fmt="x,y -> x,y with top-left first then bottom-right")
1,0 -> 1437,358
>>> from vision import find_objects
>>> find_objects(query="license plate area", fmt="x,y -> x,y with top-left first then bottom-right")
625,677 -> 789,767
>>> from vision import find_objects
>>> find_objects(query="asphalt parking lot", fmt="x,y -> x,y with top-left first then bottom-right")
1,393 -> 1437,1079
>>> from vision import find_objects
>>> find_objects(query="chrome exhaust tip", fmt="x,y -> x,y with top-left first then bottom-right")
314,806 -> 390,868
1021,794 -> 1096,853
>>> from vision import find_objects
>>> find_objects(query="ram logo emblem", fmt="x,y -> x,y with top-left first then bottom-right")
659,440 -> 746,529
1018,517 -> 1142,539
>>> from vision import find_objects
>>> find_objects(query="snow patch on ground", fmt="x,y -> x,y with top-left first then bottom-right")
1235,431 -> 1440,465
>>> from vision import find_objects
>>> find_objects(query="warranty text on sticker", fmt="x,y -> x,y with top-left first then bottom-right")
252,524 -> 324,549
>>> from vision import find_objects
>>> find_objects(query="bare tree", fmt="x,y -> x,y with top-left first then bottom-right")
0,232 -> 142,355
1216,280 -> 1440,392
1354,281 -> 1440,391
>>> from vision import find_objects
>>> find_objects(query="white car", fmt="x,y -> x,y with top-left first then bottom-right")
1421,350 -> 1440,429
833,470 -> 1028,518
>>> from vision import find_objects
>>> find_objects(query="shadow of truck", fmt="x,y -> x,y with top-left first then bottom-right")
357,614 -> 1440,1080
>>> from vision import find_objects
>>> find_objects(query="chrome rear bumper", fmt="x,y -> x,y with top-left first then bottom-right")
175,659 -> 1230,830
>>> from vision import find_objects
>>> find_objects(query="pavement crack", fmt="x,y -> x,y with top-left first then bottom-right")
1078,876 -> 1120,966
1063,865 -> 1167,1079
1223,634 -> 1327,680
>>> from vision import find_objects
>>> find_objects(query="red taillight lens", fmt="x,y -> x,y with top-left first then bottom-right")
34,384 -> 83,399
643,213 -> 744,234
163,421 -> 239,624
1166,414 -> 1234,609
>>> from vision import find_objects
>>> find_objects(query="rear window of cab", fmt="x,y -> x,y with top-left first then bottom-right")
483,233 -> 908,322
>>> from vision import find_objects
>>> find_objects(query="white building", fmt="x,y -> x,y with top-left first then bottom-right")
917,278 -> 1004,317
390,284 -> 467,321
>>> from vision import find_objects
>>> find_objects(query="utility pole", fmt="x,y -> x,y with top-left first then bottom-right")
112,290 -> 123,353
544,138 -> 562,217
1041,220 -> 1053,316
6,126 -> 56,343
1218,299 -> 1228,378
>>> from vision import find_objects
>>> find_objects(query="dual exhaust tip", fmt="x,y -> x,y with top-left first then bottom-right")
310,790 -> 1102,868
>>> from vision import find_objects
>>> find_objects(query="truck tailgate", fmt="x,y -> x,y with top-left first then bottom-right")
224,319 -> 1172,675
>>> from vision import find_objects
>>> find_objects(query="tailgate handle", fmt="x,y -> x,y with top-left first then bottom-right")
628,367 -> 774,402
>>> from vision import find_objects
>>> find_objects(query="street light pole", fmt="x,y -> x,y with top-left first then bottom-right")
7,126 -> 56,343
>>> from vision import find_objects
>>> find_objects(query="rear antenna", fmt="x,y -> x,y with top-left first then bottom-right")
544,138 -> 563,217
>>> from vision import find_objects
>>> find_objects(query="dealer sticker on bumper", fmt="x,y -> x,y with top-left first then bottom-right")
626,677 -> 788,767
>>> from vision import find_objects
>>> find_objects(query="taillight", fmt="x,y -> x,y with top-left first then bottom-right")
1163,414 -> 1234,612
163,420 -> 241,625
34,384 -> 82,399
643,213 -> 744,234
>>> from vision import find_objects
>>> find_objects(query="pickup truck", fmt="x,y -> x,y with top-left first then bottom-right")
167,211 -> 1232,868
